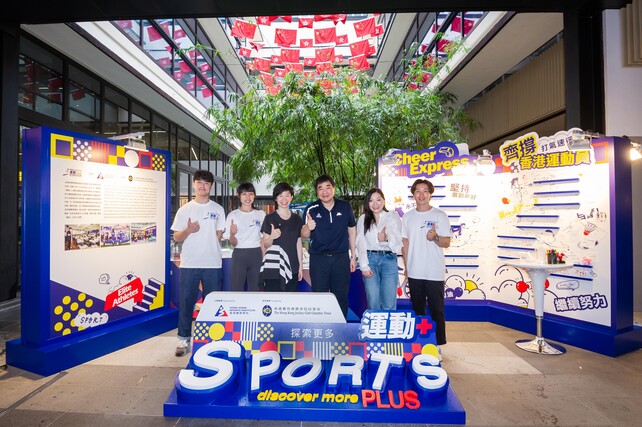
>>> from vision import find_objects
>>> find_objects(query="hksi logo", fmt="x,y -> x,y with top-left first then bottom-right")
315,213 -> 322,218
214,305 -> 228,317
336,212 -> 343,216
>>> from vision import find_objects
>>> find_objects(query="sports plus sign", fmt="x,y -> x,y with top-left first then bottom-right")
416,317 -> 433,335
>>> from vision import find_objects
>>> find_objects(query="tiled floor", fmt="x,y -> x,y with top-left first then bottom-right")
2,299 -> 642,426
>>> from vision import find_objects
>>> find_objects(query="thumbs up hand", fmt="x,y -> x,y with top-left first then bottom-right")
306,213 -> 316,231
186,218 -> 200,234
270,223 -> 281,240
426,224 -> 438,242
230,219 -> 238,236
378,226 -> 388,242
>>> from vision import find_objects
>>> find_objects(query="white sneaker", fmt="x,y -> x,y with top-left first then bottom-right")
437,345 -> 443,362
175,338 -> 191,357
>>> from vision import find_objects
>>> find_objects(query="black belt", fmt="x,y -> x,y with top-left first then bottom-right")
313,252 -> 348,256
367,250 -> 395,255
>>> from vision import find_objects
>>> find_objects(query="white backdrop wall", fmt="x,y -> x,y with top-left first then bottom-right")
602,10 -> 642,311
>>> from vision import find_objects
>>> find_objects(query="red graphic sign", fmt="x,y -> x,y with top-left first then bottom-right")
104,277 -> 144,311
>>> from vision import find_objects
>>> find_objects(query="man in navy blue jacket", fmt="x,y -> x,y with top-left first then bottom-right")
302,175 -> 357,319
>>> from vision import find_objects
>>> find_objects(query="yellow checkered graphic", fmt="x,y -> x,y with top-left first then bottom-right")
152,154 -> 166,171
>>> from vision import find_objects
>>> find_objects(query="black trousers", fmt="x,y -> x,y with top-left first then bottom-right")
408,278 -> 446,345
310,253 -> 350,319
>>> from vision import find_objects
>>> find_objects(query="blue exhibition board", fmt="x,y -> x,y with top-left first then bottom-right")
164,309 -> 465,423
7,126 -> 177,376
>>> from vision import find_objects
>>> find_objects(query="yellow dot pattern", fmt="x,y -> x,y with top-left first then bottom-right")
331,342 -> 349,356
51,292 -> 96,337
193,321 -> 209,342
257,323 -> 275,341
152,154 -> 166,171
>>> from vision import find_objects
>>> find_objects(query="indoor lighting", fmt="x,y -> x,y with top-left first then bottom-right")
475,149 -> 496,176
567,129 -> 593,151
631,141 -> 642,161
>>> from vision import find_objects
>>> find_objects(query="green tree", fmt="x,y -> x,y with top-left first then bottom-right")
207,42 -> 477,203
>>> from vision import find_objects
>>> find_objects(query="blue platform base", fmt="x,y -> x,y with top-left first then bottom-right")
7,307 -> 178,376
164,385 -> 466,424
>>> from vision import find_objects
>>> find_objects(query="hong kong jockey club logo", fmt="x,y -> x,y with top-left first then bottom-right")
262,305 -> 273,317
214,305 -> 228,317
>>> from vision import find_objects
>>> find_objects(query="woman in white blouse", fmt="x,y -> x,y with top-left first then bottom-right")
356,188 -> 402,310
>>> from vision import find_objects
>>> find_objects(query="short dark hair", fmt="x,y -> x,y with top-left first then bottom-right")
236,182 -> 256,195
273,182 -> 294,203
315,174 -> 335,188
193,170 -> 214,184
410,178 -> 434,194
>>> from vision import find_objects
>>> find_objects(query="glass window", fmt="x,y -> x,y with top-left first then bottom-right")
177,129 -> 190,166
152,115 -> 170,152
115,20 -> 141,45
131,102 -> 151,145
200,142 -> 210,172
68,65 -> 101,133
104,86 -> 129,137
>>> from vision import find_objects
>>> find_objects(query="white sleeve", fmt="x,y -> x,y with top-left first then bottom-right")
384,211 -> 403,253
170,205 -> 188,232
217,206 -> 226,232
223,210 -> 234,239
355,215 -> 370,272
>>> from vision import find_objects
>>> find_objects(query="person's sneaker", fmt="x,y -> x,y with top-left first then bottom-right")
437,345 -> 443,362
175,339 -> 191,357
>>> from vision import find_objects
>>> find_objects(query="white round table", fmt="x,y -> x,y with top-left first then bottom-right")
506,261 -> 571,355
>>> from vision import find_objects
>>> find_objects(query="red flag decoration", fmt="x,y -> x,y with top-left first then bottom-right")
201,87 -> 213,97
158,57 -> 171,67
314,27 -> 336,44
275,28 -> 297,46
316,62 -> 335,75
372,25 -> 384,36
175,28 -> 186,39
249,42 -> 264,51
116,20 -> 132,30
304,71 -> 315,79
178,60 -> 192,72
270,55 -> 282,64
437,39 -> 452,53
300,38 -> 314,48
451,16 -> 475,35
315,14 -> 347,24
285,62 -> 304,73
353,17 -> 376,38
230,19 -> 257,39
420,44 -> 429,54
315,47 -> 335,63
274,68 -> 286,78
259,71 -> 275,87
298,17 -> 313,28
245,61 -> 255,71
421,72 -> 432,84
349,39 -> 370,57
424,55 -> 437,67
304,57 -> 317,67
254,57 -> 271,72
266,85 -> 280,95
238,47 -> 252,58
317,78 -> 334,94
277,16 -> 293,23
200,63 -> 211,72
367,44 -> 376,56
159,22 -> 170,35
333,55 -> 344,64
257,16 -> 275,26
186,80 -> 195,90
408,82 -> 419,91
349,54 -> 370,70
146,26 -> 163,42
71,88 -> 85,101
174,71 -> 184,79
280,48 -> 300,63
335,34 -> 349,45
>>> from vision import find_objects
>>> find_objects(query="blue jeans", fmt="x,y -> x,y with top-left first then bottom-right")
178,268 -> 222,339
362,252 -> 399,310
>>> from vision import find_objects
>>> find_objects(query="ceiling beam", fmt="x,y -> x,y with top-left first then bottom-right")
5,0 -> 631,25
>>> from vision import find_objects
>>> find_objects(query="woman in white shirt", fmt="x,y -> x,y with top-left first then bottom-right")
224,182 -> 266,291
356,188 -> 402,310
